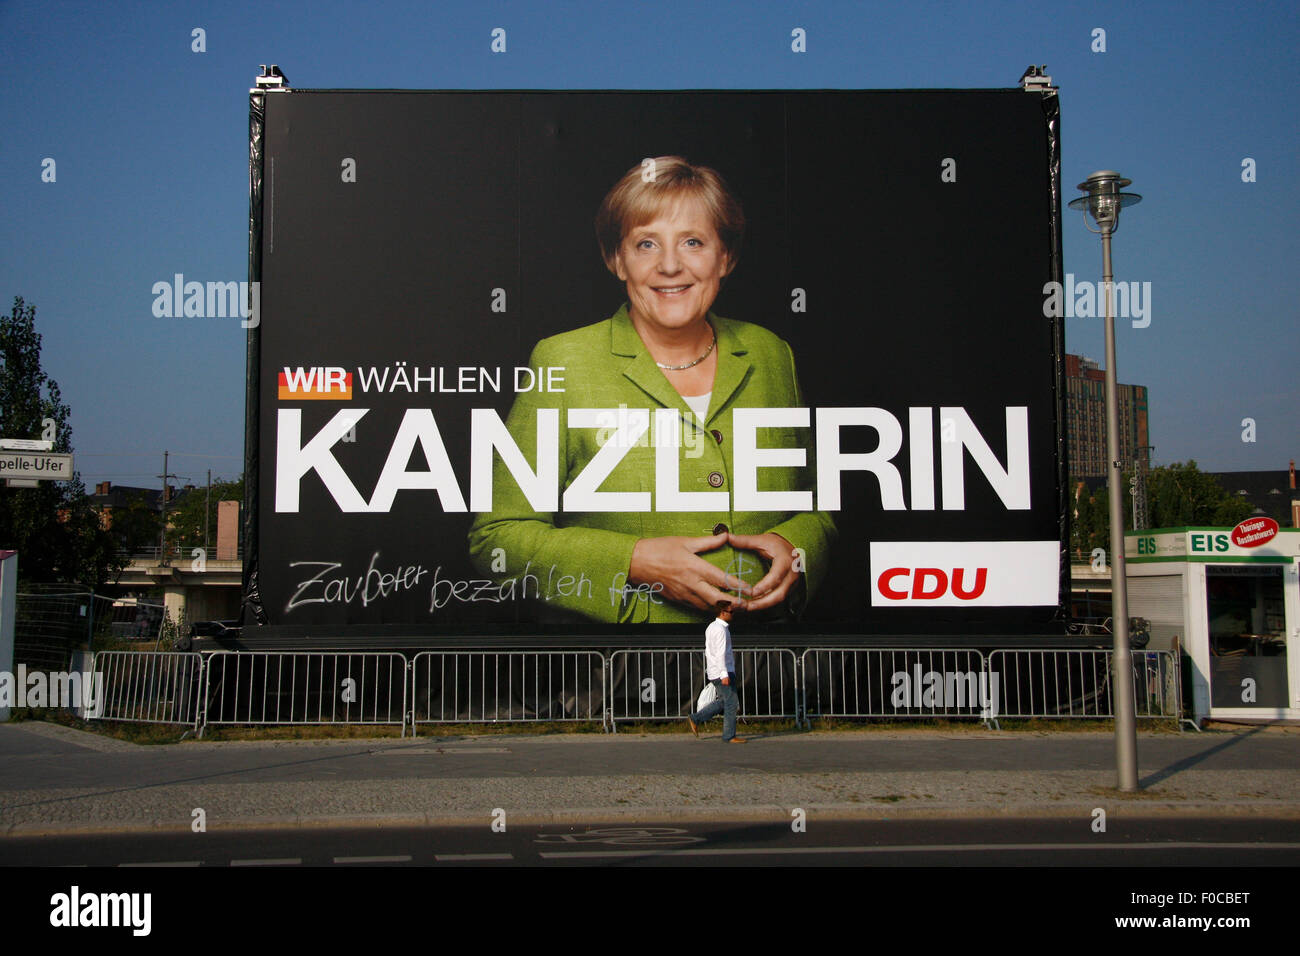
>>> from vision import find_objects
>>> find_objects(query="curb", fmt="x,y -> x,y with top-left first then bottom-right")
6,800 -> 1300,836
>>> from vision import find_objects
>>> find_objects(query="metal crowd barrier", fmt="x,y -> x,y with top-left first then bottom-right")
607,648 -> 798,731
71,645 -> 1184,735
86,650 -> 205,730
1133,649 -> 1184,723
988,648 -> 1181,721
800,648 -> 993,724
409,650 -> 606,733
201,651 -> 408,735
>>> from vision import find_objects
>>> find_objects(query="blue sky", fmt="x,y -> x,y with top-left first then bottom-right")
1,0 -> 1296,491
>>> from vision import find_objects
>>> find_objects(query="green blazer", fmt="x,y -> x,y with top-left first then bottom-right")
467,303 -> 837,624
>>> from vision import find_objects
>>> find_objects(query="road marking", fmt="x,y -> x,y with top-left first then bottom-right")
372,748 -> 510,755
230,858 -> 302,866
539,842 -> 1300,859
535,827 -> 703,846
334,855 -> 412,864
434,853 -> 513,861
120,861 -> 202,867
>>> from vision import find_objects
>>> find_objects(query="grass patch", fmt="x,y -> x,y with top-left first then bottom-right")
7,708 -> 192,744
991,718 -> 1183,734
411,720 -> 606,736
800,716 -> 1155,733
198,724 -> 407,741
805,717 -> 992,733
9,706 -> 1185,745
89,637 -> 170,654
614,718 -> 801,735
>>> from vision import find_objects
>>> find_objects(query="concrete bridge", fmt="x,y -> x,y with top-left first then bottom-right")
114,549 -> 242,624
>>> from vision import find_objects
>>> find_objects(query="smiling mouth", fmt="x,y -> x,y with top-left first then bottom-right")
653,284 -> 692,295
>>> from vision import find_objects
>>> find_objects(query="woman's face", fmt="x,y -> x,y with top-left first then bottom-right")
615,195 -> 731,335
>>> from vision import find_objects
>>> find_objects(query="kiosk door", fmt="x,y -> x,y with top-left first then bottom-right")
1207,565 -> 1288,708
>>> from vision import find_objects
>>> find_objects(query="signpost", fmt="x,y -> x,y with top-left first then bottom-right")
0,439 -> 72,488
0,451 -> 74,483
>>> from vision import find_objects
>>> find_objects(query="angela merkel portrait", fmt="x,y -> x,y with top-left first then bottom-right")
468,156 -> 836,624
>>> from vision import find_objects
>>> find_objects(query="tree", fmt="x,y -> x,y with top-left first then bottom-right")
1070,480 -> 1100,558
168,475 -> 244,551
1073,461 -> 1255,553
106,492 -> 163,557
0,297 -> 123,587
1146,460 -> 1254,528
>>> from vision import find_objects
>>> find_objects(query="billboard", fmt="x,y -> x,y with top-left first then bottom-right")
243,89 -> 1068,640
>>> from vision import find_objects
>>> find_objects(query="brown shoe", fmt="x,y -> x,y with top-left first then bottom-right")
687,718 -> 699,738
727,736 -> 748,744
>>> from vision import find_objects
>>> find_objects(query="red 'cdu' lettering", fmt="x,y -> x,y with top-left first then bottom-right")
911,568 -> 947,599
876,567 -> 990,601
879,568 -> 909,600
950,567 -> 987,599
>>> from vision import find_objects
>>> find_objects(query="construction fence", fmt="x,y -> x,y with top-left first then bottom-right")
12,589 -> 165,673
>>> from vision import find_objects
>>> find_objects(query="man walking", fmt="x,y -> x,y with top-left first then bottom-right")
688,602 -> 746,743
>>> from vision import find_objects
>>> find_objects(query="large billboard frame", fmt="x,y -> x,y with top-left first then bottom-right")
239,78 -> 1070,649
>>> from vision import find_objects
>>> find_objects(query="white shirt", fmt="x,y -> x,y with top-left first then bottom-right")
704,616 -> 734,680
683,392 -> 711,422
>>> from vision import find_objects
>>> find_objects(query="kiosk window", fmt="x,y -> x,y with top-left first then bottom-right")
1207,565 -> 1287,709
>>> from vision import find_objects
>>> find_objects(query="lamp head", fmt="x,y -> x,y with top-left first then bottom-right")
1067,170 -> 1141,233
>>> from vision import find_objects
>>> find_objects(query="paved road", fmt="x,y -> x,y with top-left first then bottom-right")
4,722 -> 1290,939
2,818 -> 1298,867
0,722 -> 1296,835
4,724 -> 1298,786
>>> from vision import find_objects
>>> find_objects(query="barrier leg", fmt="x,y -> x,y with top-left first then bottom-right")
982,652 -> 1000,730
790,658 -> 800,733
607,659 -> 618,734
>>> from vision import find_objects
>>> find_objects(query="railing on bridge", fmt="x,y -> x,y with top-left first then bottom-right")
118,546 -> 243,564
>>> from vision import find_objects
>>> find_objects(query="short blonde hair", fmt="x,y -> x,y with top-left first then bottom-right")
595,156 -> 745,276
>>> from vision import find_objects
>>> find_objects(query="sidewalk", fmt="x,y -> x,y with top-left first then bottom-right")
1,721 -> 1297,834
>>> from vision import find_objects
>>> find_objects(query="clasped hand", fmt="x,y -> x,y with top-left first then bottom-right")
627,531 -> 799,613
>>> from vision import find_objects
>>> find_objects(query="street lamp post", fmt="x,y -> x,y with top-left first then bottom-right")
1069,170 -> 1142,792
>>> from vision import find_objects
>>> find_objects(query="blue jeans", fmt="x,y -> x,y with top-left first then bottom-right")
690,673 -> 738,741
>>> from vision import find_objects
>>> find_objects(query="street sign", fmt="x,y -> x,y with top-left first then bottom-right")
0,451 -> 73,481
0,439 -> 54,451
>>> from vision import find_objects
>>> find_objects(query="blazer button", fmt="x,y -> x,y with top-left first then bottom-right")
711,429 -> 724,444
712,522 -> 729,535
707,471 -> 724,488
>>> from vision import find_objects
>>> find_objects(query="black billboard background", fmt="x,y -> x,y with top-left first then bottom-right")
244,89 -> 1067,640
